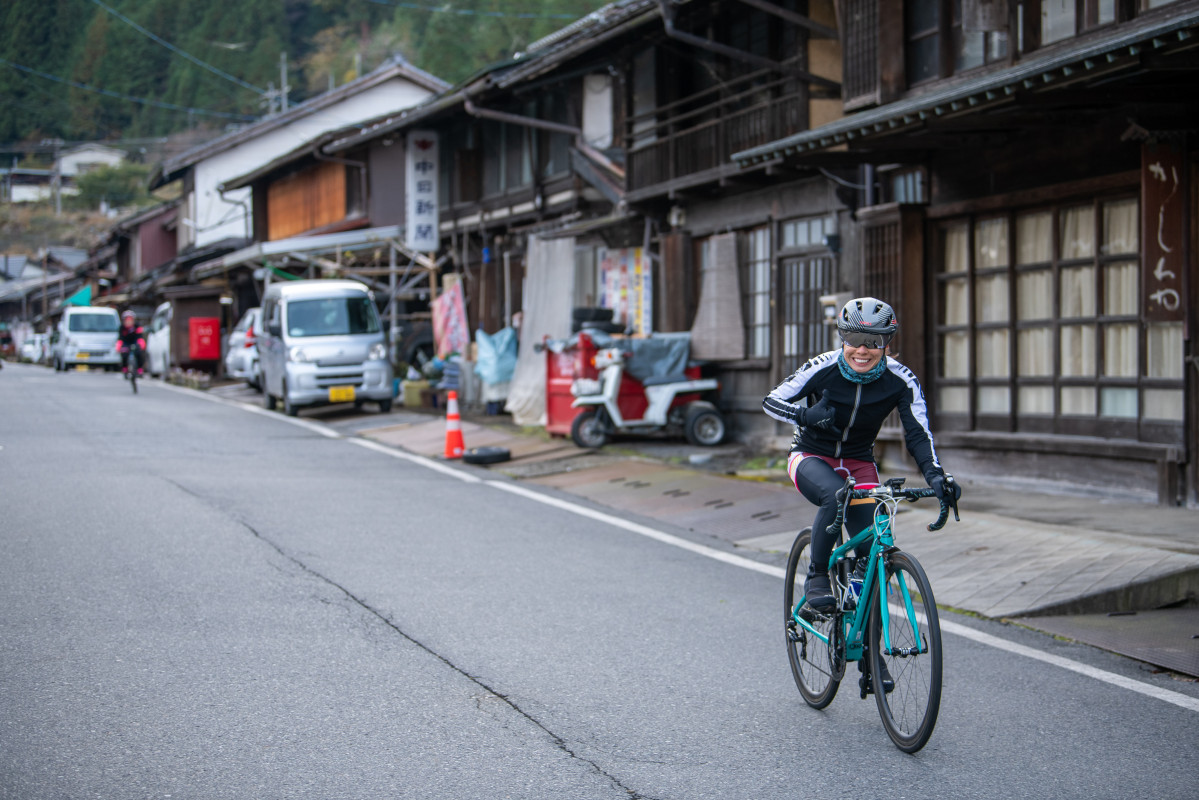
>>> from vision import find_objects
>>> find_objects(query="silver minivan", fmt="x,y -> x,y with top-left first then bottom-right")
258,280 -> 394,416
52,306 -> 122,371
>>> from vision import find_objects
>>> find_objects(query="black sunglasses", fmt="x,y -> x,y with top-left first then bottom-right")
840,331 -> 892,350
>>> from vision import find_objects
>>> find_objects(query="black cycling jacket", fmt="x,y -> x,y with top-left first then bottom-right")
762,350 -> 944,485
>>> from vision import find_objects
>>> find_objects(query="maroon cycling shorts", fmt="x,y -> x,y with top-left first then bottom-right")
786,451 -> 879,490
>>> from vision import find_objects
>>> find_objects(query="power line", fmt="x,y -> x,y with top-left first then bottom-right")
87,0 -> 266,95
363,0 -> 586,19
0,57 -> 258,122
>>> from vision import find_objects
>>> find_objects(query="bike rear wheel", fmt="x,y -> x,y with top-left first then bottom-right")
784,528 -> 840,708
868,550 -> 942,753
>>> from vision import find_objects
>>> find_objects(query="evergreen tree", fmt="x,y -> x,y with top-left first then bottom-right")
0,0 -> 611,144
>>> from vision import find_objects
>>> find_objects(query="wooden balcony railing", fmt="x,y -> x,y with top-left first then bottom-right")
626,91 -> 804,193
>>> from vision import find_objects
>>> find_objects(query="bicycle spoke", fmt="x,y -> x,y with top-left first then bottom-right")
784,529 -> 840,709
870,551 -> 942,753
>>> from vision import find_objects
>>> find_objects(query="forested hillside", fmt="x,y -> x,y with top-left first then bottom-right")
0,0 -> 608,147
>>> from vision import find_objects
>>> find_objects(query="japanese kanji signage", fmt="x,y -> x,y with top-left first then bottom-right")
1141,142 -> 1184,322
598,247 -> 653,335
406,130 -> 439,252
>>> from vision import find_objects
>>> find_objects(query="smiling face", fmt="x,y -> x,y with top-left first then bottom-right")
842,341 -> 885,373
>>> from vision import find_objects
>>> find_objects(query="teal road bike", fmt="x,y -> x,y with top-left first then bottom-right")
784,476 -> 959,753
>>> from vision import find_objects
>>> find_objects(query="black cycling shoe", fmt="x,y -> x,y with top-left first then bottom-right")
804,572 -> 835,611
858,654 -> 895,696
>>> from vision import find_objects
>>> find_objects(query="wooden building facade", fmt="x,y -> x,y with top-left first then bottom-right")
736,0 -> 1199,504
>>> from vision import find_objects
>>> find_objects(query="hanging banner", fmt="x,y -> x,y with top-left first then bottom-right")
1141,142 -> 1184,322
432,278 -> 469,358
597,247 -> 652,335
405,130 -> 439,252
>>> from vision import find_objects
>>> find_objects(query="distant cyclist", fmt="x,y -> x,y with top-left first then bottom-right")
117,310 -> 146,378
763,297 -> 961,612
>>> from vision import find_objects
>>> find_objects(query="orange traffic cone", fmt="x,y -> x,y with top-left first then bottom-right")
444,390 -> 465,459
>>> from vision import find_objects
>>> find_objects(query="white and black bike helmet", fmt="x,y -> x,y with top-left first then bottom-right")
837,296 -> 897,349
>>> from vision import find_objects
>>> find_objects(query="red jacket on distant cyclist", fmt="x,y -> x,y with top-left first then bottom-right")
117,310 -> 146,375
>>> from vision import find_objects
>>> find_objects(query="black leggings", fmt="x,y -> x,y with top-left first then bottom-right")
121,349 -> 144,371
793,456 -> 877,576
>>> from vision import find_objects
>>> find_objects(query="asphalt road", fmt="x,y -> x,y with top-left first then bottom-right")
2,363 -> 1197,799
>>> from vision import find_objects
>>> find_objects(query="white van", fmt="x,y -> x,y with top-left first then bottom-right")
258,280 -> 394,416
52,306 -> 121,371
145,301 -> 173,377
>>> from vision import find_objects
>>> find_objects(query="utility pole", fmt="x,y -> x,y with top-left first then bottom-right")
279,53 -> 289,112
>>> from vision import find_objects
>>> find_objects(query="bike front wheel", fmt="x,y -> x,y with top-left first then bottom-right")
784,528 -> 840,708
868,550 -> 942,753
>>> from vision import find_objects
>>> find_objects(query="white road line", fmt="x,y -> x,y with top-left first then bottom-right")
160,383 -> 341,438
488,480 -> 1199,714
199,392 -> 1199,714
350,438 -> 483,483
489,480 -> 784,577
938,619 -> 1199,712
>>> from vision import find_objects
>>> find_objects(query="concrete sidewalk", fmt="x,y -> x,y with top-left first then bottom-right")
357,410 -> 1199,678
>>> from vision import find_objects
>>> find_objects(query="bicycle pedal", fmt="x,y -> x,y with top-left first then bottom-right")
858,673 -> 873,698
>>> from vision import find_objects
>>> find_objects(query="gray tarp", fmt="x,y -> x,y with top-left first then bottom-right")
550,330 -> 693,383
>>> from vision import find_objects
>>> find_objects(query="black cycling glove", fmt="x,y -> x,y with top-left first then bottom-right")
795,396 -> 840,434
929,474 -> 962,504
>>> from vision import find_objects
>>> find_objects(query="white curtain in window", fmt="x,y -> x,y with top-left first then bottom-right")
1019,386 -> 1054,415
1061,386 -> 1096,416
943,223 -> 969,272
1017,270 -> 1052,320
1103,324 -> 1137,377
1041,0 -> 1076,44
941,332 -> 969,378
938,386 -> 970,414
1102,198 -> 1138,255
976,274 -> 1009,323
1017,211 -> 1052,264
1060,205 -> 1095,260
1144,389 -> 1184,421
978,387 -> 1009,414
1017,328 -> 1052,376
1060,266 -> 1095,317
943,278 -> 969,325
976,330 -> 1009,377
1103,262 -> 1138,315
974,218 -> 1009,268
1146,322 -> 1183,379
1100,387 -> 1138,418
748,229 -> 771,359
1060,325 -> 1095,376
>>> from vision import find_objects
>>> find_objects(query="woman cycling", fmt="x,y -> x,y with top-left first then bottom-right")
763,297 -> 961,612
117,310 -> 146,378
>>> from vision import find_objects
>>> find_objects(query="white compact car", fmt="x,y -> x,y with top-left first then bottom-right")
145,301 -> 172,377
224,307 -> 262,389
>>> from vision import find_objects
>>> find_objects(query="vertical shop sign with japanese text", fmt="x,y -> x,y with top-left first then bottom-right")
406,130 -> 439,252
598,247 -> 652,335
1141,142 -> 1184,322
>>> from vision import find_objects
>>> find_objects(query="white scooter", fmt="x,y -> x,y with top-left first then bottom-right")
569,345 -> 726,449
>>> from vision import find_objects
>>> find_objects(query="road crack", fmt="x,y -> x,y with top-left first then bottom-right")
256,526 -> 654,798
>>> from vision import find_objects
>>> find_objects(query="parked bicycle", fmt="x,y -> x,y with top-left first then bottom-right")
784,475 -> 959,752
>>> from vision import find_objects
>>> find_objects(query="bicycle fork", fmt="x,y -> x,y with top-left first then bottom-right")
877,555 -> 928,658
